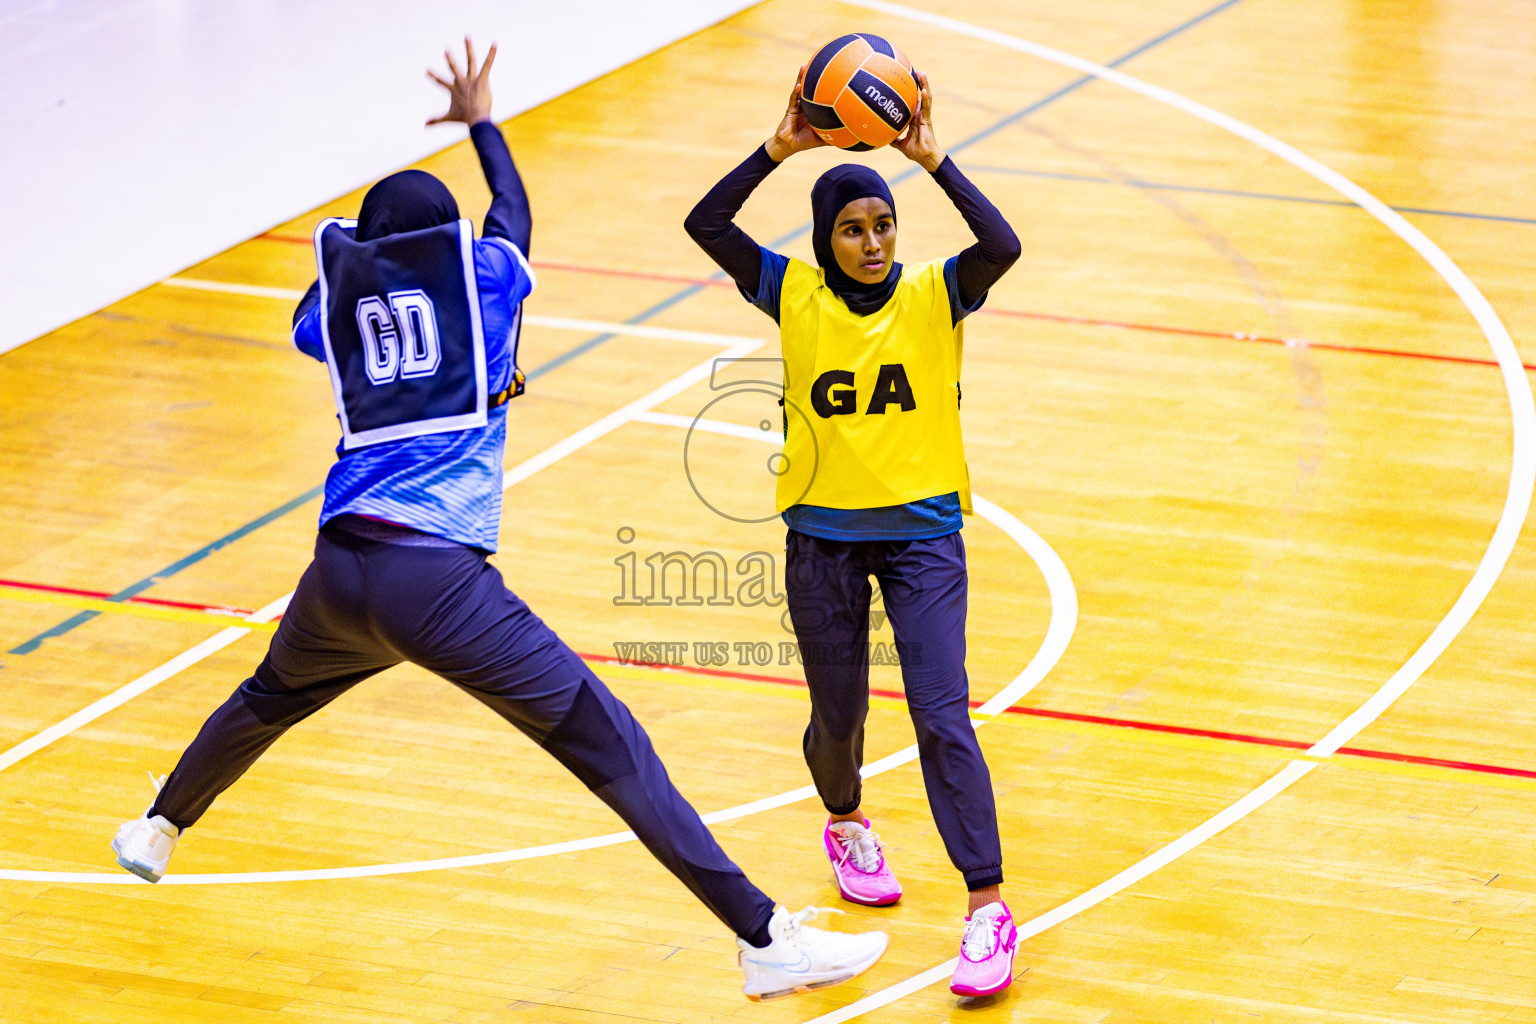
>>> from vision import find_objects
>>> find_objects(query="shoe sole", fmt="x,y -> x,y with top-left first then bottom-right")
950,947 -> 1016,998
950,975 -> 1012,998
110,840 -> 164,883
744,945 -> 887,1001
837,885 -> 901,907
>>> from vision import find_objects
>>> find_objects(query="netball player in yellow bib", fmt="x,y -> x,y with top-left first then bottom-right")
686,68 -> 1022,996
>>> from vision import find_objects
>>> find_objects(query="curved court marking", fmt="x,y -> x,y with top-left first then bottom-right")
0,481 -> 1073,884
8,8 -> 1526,1010
788,3 -> 1536,1020
0,364 -> 1078,884
0,319 -> 764,779
658,415 -> 1078,717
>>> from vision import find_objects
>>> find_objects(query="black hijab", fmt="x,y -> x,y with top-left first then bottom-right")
355,169 -> 460,241
810,164 -> 902,316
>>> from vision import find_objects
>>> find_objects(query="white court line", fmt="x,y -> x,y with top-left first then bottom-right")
500,343 -> 760,491
0,410 -> 1077,883
162,277 -> 741,346
805,762 -> 1321,1024
791,3 -> 1536,1020
633,408 -> 775,442
4,284 -> 1080,884
164,277 -> 304,300
0,595 -> 290,775
675,414 -> 1080,719
0,328 -> 761,784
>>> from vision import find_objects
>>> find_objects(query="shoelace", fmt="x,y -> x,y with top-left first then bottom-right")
961,910 -> 1003,960
832,826 -> 885,873
782,905 -> 840,944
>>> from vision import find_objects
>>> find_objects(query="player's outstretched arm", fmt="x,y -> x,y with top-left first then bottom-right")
428,38 -> 531,255
427,37 -> 495,127
683,151 -> 784,315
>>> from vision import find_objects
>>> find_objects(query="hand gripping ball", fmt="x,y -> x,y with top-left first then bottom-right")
801,33 -> 919,151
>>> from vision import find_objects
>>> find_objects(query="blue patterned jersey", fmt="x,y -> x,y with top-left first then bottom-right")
292,234 -> 534,551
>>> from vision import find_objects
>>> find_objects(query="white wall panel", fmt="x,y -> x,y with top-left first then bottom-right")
0,0 -> 756,353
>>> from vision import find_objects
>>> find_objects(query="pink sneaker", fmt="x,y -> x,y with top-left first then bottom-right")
950,901 -> 1016,997
823,819 -> 901,906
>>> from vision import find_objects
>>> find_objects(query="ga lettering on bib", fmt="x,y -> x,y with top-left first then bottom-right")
776,258 -> 971,513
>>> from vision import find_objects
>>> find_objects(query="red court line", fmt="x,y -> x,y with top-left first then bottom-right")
579,651 -> 1536,782
0,578 -> 252,616
3,574 -> 1528,782
1330,745 -> 1536,780
263,232 -> 735,290
256,234 -> 1534,372
978,307 -> 1536,372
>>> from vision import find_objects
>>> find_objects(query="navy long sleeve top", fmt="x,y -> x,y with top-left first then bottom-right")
684,146 -> 1020,326
684,147 -> 1021,542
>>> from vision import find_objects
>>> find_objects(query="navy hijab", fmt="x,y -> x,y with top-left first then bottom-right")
355,170 -> 460,241
810,164 -> 902,316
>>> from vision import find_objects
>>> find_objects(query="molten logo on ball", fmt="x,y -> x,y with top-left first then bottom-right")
862,85 -> 905,126
801,32 -> 920,151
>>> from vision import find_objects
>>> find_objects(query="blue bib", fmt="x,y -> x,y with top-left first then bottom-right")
315,218 -> 488,450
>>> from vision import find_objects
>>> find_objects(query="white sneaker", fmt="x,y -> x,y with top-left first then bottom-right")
737,906 -> 887,1001
112,814 -> 179,882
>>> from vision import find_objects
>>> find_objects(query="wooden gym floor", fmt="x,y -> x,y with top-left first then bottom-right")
3,0 -> 1535,1021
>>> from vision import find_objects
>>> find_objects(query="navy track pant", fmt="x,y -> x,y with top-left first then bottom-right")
151,523 -> 776,940
785,529 -> 1004,891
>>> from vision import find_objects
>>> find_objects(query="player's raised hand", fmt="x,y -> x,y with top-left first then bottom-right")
893,69 -> 945,172
428,37 -> 497,127
765,66 -> 829,162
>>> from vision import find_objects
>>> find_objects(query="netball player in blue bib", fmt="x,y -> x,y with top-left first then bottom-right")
111,41 -> 885,1002
686,66 -> 1022,996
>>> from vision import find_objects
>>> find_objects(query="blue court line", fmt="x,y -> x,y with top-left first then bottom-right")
960,164 -> 1536,226
7,486 -> 325,655
895,0 -> 1254,170
629,0 -> 1260,275
5,0 -> 1245,658
527,284 -> 712,380
533,2 -> 1259,371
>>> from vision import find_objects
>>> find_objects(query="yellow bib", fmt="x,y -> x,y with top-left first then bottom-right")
776,258 -> 971,513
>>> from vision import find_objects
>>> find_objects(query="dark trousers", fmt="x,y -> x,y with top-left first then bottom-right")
152,524 -> 775,940
785,529 -> 1003,891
